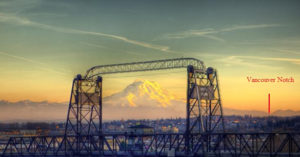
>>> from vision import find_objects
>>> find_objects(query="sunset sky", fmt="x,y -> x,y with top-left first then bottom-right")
0,0 -> 300,113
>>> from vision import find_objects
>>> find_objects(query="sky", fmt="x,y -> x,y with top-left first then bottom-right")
0,0 -> 300,113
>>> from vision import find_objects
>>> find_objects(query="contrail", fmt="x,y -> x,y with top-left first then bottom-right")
0,13 -> 171,53
0,51 -> 69,76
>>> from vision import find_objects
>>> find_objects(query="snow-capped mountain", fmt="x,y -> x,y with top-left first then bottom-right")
102,79 -> 185,120
103,79 -> 183,108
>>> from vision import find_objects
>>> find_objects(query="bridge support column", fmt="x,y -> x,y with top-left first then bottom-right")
64,74 -> 103,155
186,65 -> 225,155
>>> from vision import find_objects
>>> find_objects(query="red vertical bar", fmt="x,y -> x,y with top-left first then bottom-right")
268,93 -> 270,115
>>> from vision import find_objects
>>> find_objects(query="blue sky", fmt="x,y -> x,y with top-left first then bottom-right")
0,0 -> 299,111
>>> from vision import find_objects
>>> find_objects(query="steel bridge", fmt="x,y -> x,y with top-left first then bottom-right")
1,58 -> 300,156
2,133 -> 300,156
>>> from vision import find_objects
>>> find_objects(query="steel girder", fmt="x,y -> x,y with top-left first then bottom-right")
2,133 -> 300,157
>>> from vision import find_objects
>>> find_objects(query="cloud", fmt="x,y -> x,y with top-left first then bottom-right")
162,24 -> 281,42
219,24 -> 281,32
0,13 -> 171,53
234,55 -> 300,65
234,39 -> 300,47
217,56 -> 280,69
218,55 -> 300,69
0,0 -> 41,13
0,51 -> 69,76
199,34 -> 225,42
80,42 -> 106,49
254,56 -> 300,65
271,49 -> 300,55
163,28 -> 219,40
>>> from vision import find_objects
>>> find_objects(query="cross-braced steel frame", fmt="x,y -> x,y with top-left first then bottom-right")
185,65 -> 225,155
64,75 -> 103,155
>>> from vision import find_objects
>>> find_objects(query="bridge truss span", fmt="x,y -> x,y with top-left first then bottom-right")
85,58 -> 205,79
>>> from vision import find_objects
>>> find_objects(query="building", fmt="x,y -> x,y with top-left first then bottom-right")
128,124 -> 154,134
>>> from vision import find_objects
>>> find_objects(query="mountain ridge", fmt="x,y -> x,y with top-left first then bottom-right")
0,99 -> 299,122
0,79 -> 299,121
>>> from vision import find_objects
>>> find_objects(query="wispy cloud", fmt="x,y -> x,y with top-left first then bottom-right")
0,0 -> 41,13
252,56 -> 300,65
271,49 -> 300,55
217,56 -> 280,69
235,38 -> 300,46
0,51 -> 69,76
0,13 -> 171,53
218,55 -> 300,69
233,55 -> 300,65
80,42 -> 106,49
219,24 -> 281,32
162,24 -> 281,42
